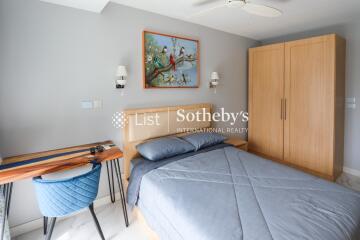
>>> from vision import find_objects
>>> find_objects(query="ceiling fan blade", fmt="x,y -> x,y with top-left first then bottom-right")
243,3 -> 282,17
188,4 -> 224,18
193,0 -> 222,6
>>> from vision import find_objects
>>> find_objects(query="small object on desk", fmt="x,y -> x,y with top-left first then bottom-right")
102,145 -> 111,150
96,145 -> 105,152
90,145 -> 105,155
90,147 -> 96,155
225,137 -> 248,151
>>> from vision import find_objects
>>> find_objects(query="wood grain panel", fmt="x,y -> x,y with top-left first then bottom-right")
333,35 -> 346,179
248,43 -> 285,161
284,35 -> 335,176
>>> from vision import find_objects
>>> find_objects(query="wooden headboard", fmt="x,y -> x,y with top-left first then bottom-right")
122,103 -> 212,179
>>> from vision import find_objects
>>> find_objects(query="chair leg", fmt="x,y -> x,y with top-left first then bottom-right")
89,203 -> 105,240
45,217 -> 56,240
43,216 -> 48,235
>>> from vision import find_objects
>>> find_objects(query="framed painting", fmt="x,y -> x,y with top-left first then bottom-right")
143,31 -> 200,88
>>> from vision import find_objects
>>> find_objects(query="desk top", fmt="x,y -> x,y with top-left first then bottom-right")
0,141 -> 122,184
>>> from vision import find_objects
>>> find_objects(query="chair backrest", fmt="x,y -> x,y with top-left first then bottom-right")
0,191 -> 10,240
33,162 -> 101,217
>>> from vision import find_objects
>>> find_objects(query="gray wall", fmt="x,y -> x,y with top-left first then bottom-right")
0,0 -> 257,229
261,21 -> 360,173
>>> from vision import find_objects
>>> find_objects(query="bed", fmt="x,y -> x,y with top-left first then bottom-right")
123,104 -> 360,240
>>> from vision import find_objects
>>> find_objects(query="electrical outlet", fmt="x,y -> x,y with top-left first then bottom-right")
346,103 -> 356,109
346,97 -> 356,103
345,97 -> 356,109
93,100 -> 102,109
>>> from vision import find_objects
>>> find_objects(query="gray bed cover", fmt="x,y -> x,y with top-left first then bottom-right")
137,146 -> 360,240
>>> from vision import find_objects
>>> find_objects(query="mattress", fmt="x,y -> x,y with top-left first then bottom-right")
136,146 -> 360,240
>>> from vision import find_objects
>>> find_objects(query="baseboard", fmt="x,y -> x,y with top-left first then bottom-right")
343,166 -> 360,178
10,193 -> 121,238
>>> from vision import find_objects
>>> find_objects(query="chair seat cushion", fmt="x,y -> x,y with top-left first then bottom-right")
42,165 -> 93,180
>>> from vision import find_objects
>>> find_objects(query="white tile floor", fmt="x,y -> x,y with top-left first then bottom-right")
14,173 -> 360,240
13,203 -> 148,240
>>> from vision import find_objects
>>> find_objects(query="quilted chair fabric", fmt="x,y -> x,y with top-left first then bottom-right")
33,162 -> 101,217
0,192 -> 10,240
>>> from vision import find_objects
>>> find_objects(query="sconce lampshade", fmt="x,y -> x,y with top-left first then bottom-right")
211,72 -> 220,80
116,65 -> 127,77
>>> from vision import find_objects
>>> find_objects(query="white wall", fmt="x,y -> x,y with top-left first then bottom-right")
261,20 -> 360,173
0,0 -> 258,229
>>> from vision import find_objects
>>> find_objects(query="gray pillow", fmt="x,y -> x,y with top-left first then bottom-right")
181,132 -> 227,151
136,136 -> 195,161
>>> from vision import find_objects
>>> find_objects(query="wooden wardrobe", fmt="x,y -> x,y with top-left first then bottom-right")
248,34 -> 346,181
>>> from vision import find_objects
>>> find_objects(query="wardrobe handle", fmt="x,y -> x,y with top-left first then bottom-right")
284,99 -> 287,120
280,99 -> 283,120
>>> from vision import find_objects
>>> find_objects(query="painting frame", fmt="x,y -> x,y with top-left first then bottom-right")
142,30 -> 200,89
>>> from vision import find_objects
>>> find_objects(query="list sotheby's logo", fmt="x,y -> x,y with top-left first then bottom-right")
111,108 -> 248,129
112,111 -> 127,129
111,111 -> 160,129
176,108 -> 248,126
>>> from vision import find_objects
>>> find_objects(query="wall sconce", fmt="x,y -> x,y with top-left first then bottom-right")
116,65 -> 127,89
209,72 -> 220,93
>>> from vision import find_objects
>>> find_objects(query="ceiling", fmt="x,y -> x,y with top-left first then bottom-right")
40,0 -> 109,13
40,0 -> 360,40
110,0 -> 360,40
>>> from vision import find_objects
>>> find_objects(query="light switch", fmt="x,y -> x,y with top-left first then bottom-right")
345,97 -> 356,109
81,100 -> 93,109
93,100 -> 102,109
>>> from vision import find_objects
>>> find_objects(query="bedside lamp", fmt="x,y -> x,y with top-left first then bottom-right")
116,65 -> 127,89
209,72 -> 220,93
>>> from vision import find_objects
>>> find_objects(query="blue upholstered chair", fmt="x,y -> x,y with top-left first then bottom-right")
33,162 -> 105,240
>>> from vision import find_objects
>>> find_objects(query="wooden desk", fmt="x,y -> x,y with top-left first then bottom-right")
0,141 -> 129,240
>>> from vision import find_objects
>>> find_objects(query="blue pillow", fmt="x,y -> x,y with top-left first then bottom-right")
136,136 -> 195,161
181,132 -> 227,151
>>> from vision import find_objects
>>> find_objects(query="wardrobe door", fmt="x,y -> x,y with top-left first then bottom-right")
248,43 -> 285,161
284,35 -> 335,177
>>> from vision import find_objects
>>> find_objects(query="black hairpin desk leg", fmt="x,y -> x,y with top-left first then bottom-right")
114,159 -> 129,227
105,159 -> 129,227
106,161 -> 116,203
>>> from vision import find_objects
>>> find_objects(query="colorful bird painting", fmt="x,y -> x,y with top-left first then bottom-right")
162,46 -> 168,54
179,47 -> 185,57
169,54 -> 176,71
153,56 -> 164,69
144,31 -> 198,88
